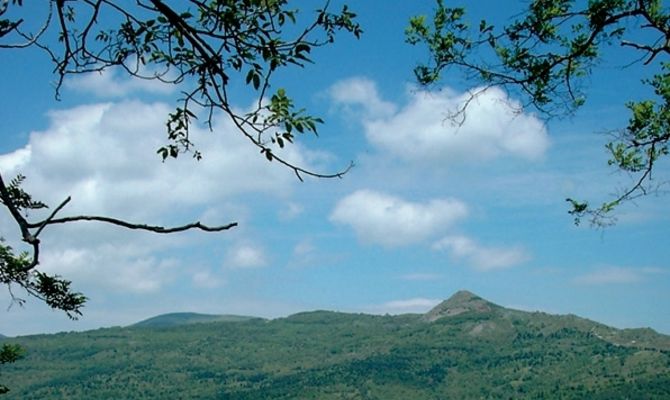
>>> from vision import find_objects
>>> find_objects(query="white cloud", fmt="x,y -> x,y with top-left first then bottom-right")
65,68 -> 175,98
287,238 -> 346,269
287,239 -> 319,269
375,298 -> 442,314
0,99 -> 315,295
573,266 -> 666,285
0,100 -> 306,221
433,235 -> 530,271
225,244 -> 267,269
278,202 -> 304,221
328,77 -> 397,118
192,270 -> 226,289
39,242 -> 179,293
329,78 -> 549,166
293,239 -> 316,260
0,146 -> 31,171
330,190 -> 468,247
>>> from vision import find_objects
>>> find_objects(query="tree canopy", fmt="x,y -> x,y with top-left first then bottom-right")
406,0 -> 669,226
0,0 -> 360,317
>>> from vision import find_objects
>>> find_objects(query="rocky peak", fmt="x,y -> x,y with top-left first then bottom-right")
422,290 -> 495,322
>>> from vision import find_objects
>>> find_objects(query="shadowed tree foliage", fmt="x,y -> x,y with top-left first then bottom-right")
0,344 -> 23,395
407,0 -> 669,226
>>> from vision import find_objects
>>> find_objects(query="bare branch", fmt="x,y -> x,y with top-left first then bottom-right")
0,2 -> 53,49
27,215 -> 237,234
33,196 -> 72,238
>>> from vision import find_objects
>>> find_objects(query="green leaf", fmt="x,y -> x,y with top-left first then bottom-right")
252,73 -> 261,90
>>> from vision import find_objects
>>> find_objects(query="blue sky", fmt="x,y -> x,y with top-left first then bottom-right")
1,1 -> 669,337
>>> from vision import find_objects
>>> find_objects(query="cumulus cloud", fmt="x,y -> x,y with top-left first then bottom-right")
0,99 -> 313,295
328,77 -> 397,118
39,242 -> 179,293
225,244 -> 268,269
432,235 -> 530,271
0,100 -> 305,221
65,68 -> 175,98
330,190 -> 468,247
329,78 -> 549,166
0,146 -> 30,171
573,266 -> 666,285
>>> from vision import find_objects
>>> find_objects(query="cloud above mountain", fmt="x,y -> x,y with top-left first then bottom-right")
432,235 -> 530,271
329,78 -> 549,167
330,189 -> 468,247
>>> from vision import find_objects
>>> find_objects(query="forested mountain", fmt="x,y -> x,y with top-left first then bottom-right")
1,291 -> 669,399
131,313 -> 259,328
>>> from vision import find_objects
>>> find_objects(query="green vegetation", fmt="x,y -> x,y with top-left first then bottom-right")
132,313 -> 259,328
0,344 -> 24,395
1,292 -> 668,399
0,0 -> 360,316
407,0 -> 669,226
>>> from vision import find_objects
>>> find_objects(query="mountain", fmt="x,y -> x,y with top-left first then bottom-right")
1,291 -> 669,399
131,312 -> 258,328
422,290 -> 498,321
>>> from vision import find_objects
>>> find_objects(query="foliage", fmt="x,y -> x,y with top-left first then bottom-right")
1,299 -> 669,398
0,344 -> 24,395
3,0 -> 360,172
0,1 -> 359,315
0,175 -> 86,319
407,0 -> 669,226
1,1 -> 360,392
131,312 -> 257,328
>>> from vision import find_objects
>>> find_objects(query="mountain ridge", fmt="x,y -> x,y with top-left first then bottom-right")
124,290 -> 669,346
1,289 -> 669,398
422,290 -> 499,321
131,312 -> 259,328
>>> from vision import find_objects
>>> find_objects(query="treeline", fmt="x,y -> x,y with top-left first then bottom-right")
1,309 -> 669,398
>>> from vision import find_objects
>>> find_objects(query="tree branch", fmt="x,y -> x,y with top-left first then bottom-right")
1,170 -> 237,273
27,215 -> 238,233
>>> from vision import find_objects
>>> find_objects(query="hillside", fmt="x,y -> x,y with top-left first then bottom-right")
1,291 -> 669,399
131,312 -> 258,328
422,290 -> 500,321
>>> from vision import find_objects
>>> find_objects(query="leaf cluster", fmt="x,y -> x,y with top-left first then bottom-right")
0,175 -> 86,319
0,240 -> 86,320
407,0 -> 670,225
0,1 -> 358,322
0,0 -> 23,39
0,175 -> 47,214
24,0 -> 361,179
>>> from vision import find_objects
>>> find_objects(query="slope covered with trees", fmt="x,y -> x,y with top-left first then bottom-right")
1,291 -> 668,399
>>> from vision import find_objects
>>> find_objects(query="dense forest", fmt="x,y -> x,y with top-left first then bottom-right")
1,291 -> 669,399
